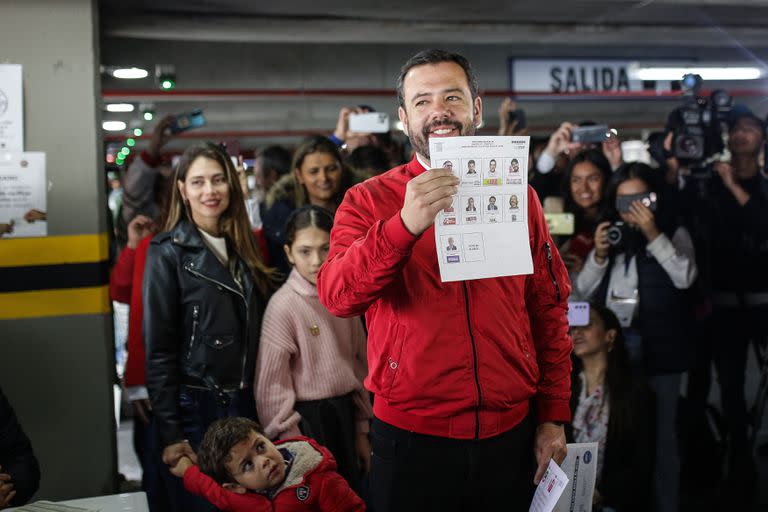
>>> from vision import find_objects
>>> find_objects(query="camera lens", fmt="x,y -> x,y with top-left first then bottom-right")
607,225 -> 623,246
711,89 -> 733,108
674,134 -> 704,159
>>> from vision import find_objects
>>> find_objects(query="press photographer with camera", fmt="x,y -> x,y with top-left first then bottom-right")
671,105 -> 768,502
577,162 -> 698,512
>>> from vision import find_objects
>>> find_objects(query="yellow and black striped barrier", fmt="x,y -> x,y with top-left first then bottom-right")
0,233 -> 112,320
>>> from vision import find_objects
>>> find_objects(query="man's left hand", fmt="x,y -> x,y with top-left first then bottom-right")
533,422 -> 567,484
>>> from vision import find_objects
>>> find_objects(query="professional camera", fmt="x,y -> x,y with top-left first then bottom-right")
657,74 -> 733,170
606,221 -> 627,248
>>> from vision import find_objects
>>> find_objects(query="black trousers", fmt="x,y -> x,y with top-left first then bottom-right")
369,415 -> 536,512
294,393 -> 361,490
711,305 -> 768,460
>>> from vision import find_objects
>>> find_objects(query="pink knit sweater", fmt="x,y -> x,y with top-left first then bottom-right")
255,269 -> 372,440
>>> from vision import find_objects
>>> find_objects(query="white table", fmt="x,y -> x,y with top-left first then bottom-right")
9,492 -> 148,512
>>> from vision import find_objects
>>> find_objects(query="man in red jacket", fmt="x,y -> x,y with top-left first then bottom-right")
317,49 -> 572,511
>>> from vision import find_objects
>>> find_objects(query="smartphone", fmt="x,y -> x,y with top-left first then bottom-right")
170,109 -> 206,134
507,108 -> 527,130
544,212 -> 575,235
567,302 -> 590,327
616,192 -> 657,213
349,112 -> 390,133
571,124 -> 609,144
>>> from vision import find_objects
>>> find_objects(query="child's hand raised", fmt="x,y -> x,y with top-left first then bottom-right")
170,455 -> 194,478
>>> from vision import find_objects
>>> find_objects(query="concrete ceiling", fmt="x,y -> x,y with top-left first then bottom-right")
97,0 -> 768,152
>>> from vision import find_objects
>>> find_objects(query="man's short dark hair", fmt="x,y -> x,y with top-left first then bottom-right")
468,159 -> 476,165
396,49 -> 479,110
197,417 -> 263,484
258,145 -> 292,178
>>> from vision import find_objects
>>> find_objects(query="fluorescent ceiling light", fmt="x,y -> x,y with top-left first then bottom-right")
105,103 -> 135,113
102,121 -> 127,131
112,67 -> 149,79
631,67 -> 763,81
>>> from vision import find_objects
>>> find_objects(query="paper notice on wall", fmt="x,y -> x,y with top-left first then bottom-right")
429,135 -> 533,282
0,64 -> 23,151
529,458 -> 569,512
0,152 -> 47,238
553,443 -> 599,512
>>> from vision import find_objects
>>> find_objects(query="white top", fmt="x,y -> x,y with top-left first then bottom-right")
245,198 -> 263,230
198,229 -> 228,266
576,227 -> 698,324
536,150 -> 556,174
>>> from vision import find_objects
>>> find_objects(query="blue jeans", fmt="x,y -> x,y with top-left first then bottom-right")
159,386 -> 257,512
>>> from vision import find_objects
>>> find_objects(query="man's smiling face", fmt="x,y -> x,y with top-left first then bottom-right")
398,61 -> 482,162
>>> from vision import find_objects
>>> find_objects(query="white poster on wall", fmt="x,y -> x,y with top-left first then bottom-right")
0,152 -> 47,238
0,64 -> 23,151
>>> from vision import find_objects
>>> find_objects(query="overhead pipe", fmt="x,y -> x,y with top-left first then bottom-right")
102,87 -> 767,102
102,120 -> 667,142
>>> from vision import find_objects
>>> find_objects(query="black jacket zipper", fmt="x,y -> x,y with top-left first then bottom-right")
545,242 -> 562,302
462,282 -> 482,440
187,304 -> 199,360
185,264 -> 250,388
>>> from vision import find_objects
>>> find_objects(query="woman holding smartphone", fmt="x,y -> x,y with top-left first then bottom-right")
143,142 -> 274,511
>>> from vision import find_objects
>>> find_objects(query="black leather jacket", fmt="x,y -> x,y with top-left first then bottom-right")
143,219 -> 266,446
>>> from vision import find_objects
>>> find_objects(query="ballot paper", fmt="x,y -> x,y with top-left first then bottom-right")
429,136 -> 532,282
529,458 -> 569,512
554,443 -> 599,512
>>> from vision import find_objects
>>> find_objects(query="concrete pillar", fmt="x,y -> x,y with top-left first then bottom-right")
0,0 -> 116,500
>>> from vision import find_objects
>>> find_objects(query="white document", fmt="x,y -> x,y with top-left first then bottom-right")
0,64 -> 24,151
554,443 -> 599,512
429,136 -> 533,282
0,152 -> 47,237
529,458 -> 569,512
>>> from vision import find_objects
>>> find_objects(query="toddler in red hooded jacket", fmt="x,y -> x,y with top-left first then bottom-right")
170,417 -> 365,511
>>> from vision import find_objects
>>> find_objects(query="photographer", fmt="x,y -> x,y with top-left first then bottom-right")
578,162 -> 698,512
680,107 -> 768,500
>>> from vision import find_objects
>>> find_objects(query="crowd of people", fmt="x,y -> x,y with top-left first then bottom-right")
91,48 -> 768,512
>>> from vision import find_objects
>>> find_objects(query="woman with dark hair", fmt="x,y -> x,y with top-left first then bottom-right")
559,149 -> 612,298
568,303 -> 654,512
578,162 -> 697,512
262,135 -> 362,274
143,142 -> 275,511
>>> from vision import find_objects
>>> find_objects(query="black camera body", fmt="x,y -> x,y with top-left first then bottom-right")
606,221 -> 627,248
666,74 -> 732,169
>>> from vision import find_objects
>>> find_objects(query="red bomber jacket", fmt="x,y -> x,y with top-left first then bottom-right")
317,156 -> 573,440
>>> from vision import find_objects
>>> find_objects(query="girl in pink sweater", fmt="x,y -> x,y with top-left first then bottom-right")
255,205 -> 372,490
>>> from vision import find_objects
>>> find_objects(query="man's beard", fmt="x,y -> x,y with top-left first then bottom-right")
408,117 -> 475,161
